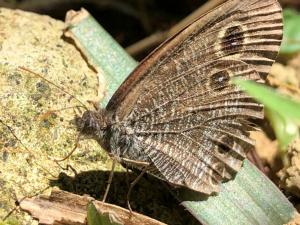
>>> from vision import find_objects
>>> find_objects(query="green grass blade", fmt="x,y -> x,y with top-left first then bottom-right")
66,9 -> 138,107
181,160 -> 295,225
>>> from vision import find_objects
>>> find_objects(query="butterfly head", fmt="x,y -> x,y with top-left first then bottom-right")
78,109 -> 110,138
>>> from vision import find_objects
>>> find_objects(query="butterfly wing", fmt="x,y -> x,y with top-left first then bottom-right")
107,0 -> 282,193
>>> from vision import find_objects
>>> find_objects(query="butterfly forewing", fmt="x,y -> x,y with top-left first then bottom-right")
106,0 -> 282,193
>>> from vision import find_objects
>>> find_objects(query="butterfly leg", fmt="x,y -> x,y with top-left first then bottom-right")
54,162 -> 78,176
53,133 -> 81,162
102,159 -> 116,202
125,165 -> 130,189
126,166 -> 148,212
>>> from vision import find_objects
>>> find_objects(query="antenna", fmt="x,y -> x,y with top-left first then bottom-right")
18,66 -> 92,162
54,132 -> 82,162
18,66 -> 89,111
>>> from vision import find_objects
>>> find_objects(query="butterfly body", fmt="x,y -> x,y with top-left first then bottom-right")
80,110 -> 151,164
80,0 -> 283,194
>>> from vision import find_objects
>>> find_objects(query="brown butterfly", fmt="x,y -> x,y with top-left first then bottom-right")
79,0 -> 283,195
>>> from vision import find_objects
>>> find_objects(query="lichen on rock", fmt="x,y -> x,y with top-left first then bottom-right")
0,7 -> 118,223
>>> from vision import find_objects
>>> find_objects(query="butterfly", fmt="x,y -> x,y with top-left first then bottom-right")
79,0 -> 283,195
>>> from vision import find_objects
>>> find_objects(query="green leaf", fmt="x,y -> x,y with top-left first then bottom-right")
266,109 -> 298,151
281,8 -> 300,54
87,202 -> 122,225
233,78 -> 299,151
233,79 -> 300,121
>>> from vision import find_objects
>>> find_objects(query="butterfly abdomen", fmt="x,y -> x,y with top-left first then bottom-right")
109,122 -> 151,165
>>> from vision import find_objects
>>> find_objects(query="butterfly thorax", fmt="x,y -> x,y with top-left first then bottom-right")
79,109 -> 148,163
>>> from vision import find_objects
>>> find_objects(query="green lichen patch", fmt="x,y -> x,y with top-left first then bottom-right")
0,8 -> 120,224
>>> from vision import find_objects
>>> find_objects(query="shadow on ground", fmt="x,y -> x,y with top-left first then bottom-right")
50,169 -> 199,225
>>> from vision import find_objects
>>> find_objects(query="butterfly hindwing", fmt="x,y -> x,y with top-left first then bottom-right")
107,0 -> 282,193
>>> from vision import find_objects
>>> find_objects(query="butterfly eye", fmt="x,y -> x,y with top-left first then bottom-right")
224,25 -> 243,39
221,25 -> 244,54
209,70 -> 230,91
216,136 -> 234,155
